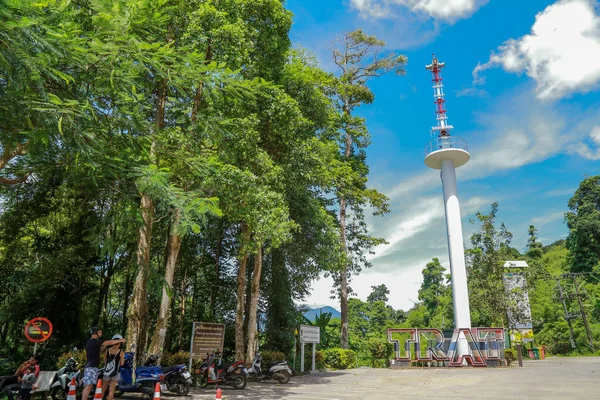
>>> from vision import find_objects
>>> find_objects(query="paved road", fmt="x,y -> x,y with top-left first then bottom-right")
185,357 -> 599,400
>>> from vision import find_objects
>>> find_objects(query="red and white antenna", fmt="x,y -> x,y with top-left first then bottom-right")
425,54 -> 453,137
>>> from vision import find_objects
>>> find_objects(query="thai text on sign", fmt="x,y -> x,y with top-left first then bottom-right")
191,322 -> 225,360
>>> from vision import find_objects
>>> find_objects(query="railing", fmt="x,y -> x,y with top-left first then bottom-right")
424,136 -> 468,157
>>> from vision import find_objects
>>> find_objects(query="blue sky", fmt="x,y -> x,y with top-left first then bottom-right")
289,0 -> 600,311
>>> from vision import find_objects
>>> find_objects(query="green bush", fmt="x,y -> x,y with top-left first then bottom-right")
323,348 -> 355,370
161,351 -> 190,366
261,350 -> 286,365
366,338 -> 393,368
56,350 -> 87,369
302,349 -> 325,370
504,349 -> 517,366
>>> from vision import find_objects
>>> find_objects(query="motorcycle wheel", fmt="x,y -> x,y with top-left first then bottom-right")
246,372 -> 258,383
274,371 -> 290,384
229,374 -> 247,390
140,386 -> 154,400
174,378 -> 189,396
195,375 -> 208,389
51,386 -> 67,400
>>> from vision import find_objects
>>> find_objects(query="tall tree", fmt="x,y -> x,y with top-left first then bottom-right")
526,225 -> 544,259
466,202 -> 516,327
367,284 -> 389,303
566,175 -> 600,273
329,29 -> 406,348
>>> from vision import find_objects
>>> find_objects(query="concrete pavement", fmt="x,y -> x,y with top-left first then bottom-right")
187,357 -> 599,400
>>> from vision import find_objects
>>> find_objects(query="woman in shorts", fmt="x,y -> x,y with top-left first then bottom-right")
102,334 -> 125,400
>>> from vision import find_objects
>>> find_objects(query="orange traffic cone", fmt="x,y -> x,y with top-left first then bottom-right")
93,379 -> 103,400
154,382 -> 161,400
66,378 -> 76,400
215,388 -> 222,399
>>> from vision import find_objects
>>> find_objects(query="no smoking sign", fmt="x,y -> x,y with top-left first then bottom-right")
25,317 -> 53,343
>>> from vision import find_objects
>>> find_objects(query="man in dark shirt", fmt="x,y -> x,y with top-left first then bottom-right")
80,327 -> 126,400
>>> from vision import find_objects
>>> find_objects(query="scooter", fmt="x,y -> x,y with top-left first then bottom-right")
50,357 -> 80,400
113,352 -> 161,399
142,355 -> 191,396
246,353 -> 292,384
196,353 -> 246,390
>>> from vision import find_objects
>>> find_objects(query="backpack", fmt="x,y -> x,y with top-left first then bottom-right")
104,350 -> 120,377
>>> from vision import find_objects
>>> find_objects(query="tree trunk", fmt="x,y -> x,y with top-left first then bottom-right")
339,196 -> 349,349
122,262 -> 133,333
246,247 -> 263,365
127,68 -> 167,362
211,224 -> 222,319
339,106 -> 352,349
235,251 -> 249,361
177,267 -> 188,350
148,209 -> 182,359
126,193 -> 154,362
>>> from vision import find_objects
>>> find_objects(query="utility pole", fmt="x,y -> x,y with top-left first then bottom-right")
555,278 -> 577,349
572,274 -> 594,351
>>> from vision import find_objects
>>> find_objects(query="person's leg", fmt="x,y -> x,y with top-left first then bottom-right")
101,380 -> 108,397
81,385 -> 93,400
4,383 -> 21,400
81,367 -> 99,400
107,381 -> 117,400
0,377 -> 18,392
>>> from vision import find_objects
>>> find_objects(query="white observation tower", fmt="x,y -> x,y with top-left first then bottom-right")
424,55 -> 472,339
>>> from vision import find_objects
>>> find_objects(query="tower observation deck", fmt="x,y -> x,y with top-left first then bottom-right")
424,55 -> 470,170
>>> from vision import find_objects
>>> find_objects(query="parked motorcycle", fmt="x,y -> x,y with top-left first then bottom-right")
142,355 -> 191,396
196,354 -> 246,390
246,353 -> 292,384
113,352 -> 161,399
50,357 -> 80,400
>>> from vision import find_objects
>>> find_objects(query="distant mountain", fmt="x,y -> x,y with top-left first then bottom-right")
303,306 -> 341,322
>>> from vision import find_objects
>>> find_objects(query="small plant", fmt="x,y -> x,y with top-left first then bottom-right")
161,351 -> 190,366
56,350 -> 87,369
323,348 -> 355,370
504,348 -> 517,366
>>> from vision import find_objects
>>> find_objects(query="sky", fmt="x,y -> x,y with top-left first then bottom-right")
286,0 -> 600,311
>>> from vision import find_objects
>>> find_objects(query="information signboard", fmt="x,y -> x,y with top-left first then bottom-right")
300,325 -> 320,344
190,322 -> 225,360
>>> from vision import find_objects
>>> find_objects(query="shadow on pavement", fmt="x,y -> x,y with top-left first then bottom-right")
190,371 -> 347,399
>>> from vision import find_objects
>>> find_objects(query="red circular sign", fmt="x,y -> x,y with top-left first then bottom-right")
25,318 -> 53,343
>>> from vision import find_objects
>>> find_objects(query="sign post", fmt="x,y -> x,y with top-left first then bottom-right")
299,325 -> 320,373
25,317 -> 53,354
188,322 -> 225,371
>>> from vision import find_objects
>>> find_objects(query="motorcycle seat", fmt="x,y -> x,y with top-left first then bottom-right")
267,361 -> 286,369
163,365 -> 181,373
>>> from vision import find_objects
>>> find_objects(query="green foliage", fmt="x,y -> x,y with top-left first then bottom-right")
56,350 -> 87,370
161,351 -> 190,367
367,284 -> 389,303
365,338 -> 393,368
323,348 -> 355,370
260,350 -> 287,366
504,349 -> 517,366
466,202 -> 520,327
566,175 -> 600,273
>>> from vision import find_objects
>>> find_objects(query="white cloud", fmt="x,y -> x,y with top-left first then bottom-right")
350,0 -> 487,22
455,87 -> 489,98
531,211 -> 565,226
305,264 -> 428,311
568,125 -> 600,160
474,0 -> 600,99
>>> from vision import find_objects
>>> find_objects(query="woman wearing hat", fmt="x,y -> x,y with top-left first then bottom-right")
102,335 -> 125,400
